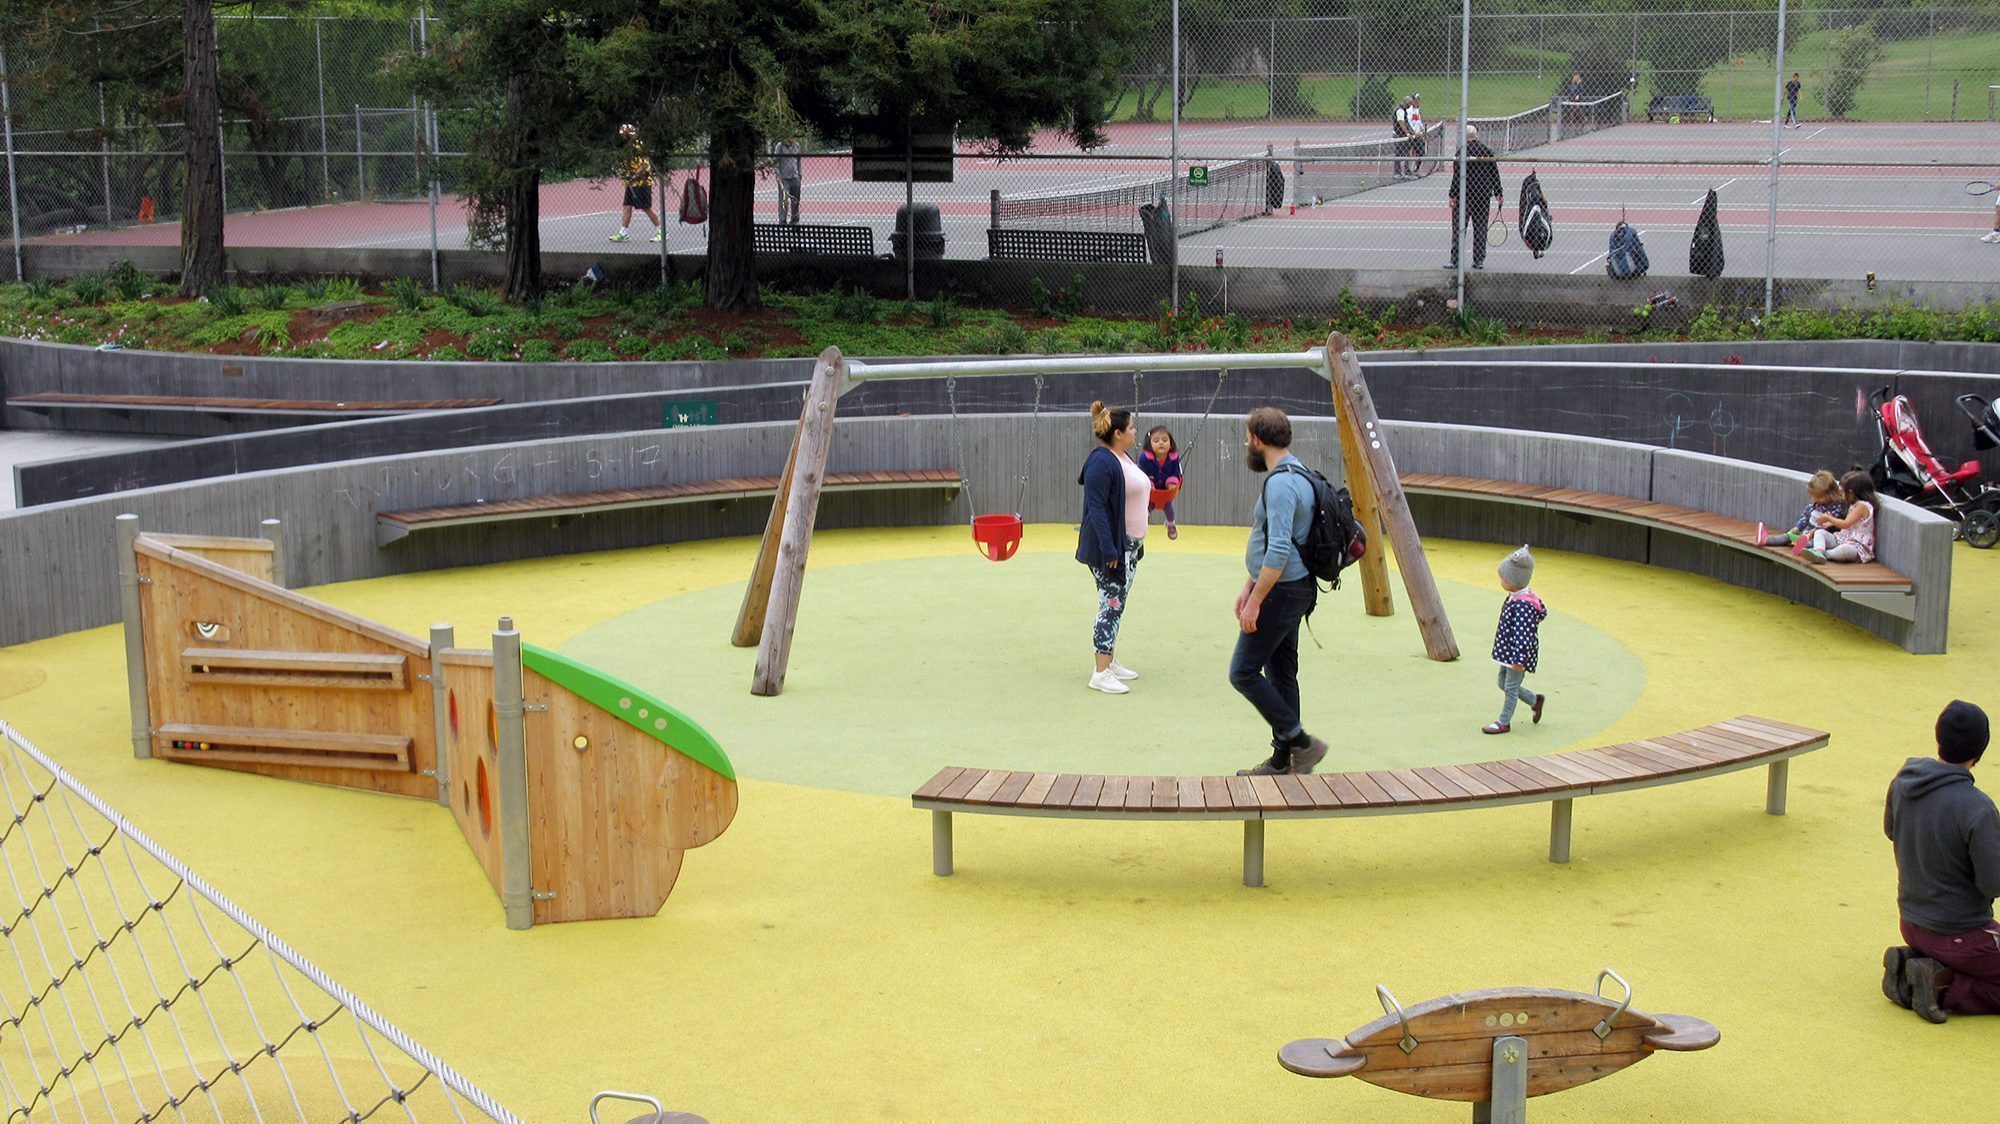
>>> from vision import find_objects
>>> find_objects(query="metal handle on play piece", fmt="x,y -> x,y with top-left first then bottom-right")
1593,968 -> 1632,1040
590,1091 -> 663,1124
1377,984 -> 1419,1054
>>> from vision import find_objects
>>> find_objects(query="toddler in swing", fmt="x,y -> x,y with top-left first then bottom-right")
1140,425 -> 1184,539
1755,469 -> 1847,556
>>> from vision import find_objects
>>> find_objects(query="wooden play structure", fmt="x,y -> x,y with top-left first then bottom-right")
114,515 -> 737,928
1279,972 -> 1719,1121
732,332 -> 1458,696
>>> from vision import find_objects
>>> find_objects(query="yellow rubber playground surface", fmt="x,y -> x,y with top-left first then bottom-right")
2,525 -> 1997,1120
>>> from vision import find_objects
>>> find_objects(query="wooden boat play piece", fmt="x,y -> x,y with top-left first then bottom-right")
1279,972 -> 1717,1121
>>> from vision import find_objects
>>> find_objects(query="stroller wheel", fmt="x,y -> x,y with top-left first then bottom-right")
1964,508 -> 2000,550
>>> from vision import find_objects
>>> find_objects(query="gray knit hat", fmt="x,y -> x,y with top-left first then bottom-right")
1498,544 -> 1535,588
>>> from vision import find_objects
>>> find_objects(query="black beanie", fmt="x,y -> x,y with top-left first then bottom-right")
1936,700 -> 1990,764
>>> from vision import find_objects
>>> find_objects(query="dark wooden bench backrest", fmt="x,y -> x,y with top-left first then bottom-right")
753,223 -> 877,257
987,227 -> 1149,263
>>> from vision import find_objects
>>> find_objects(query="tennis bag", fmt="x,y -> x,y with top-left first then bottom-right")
679,177 -> 709,224
1266,463 -> 1368,590
1518,173 -> 1553,259
1606,221 -> 1649,279
1690,188 -> 1724,278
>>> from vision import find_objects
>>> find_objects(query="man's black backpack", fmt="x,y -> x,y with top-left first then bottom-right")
1266,463 -> 1368,589
1690,188 -> 1724,278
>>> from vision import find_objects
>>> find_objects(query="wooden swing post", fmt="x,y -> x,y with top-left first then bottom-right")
1323,332 -> 1459,661
1334,396 -> 1394,619
748,347 -> 849,696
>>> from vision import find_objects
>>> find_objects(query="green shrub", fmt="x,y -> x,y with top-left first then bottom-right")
965,322 -> 1030,354
446,284 -> 499,317
431,345 -> 468,362
106,261 -> 153,300
828,285 -> 880,324
1029,274 -> 1087,320
466,330 -> 515,360
564,338 -> 615,362
925,292 -> 961,329
68,276 -> 108,305
251,285 -> 293,311
387,276 -> 427,312
321,277 -> 364,302
23,279 -> 55,301
1820,24 -> 1884,120
517,339 -> 559,362
1861,302 -> 1943,341
208,285 -> 247,316
612,333 -> 649,359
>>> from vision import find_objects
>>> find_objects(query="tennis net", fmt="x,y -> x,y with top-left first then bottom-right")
1293,92 -> 1626,204
993,154 -> 1279,238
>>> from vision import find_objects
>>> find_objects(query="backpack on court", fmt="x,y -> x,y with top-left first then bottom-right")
1518,172 -> 1553,259
1606,221 -> 1649,280
1690,188 -> 1724,278
1267,463 -> 1368,590
679,178 -> 708,224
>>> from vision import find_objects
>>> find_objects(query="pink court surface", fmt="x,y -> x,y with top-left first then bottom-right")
44,119 -> 2000,283
1,525 -> 1997,1119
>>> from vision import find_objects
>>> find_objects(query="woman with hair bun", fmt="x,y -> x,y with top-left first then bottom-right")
1076,401 -> 1150,694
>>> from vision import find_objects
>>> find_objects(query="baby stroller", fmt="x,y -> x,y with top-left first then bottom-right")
1866,386 -> 2000,548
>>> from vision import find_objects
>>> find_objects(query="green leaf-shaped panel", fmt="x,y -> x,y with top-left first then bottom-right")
521,643 -> 735,782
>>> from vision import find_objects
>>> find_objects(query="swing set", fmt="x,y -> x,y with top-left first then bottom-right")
729,332 -> 1459,696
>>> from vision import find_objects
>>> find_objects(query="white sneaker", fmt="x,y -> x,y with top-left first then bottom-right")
1106,660 -> 1139,681
1087,669 -> 1129,694
1982,231 -> 2000,244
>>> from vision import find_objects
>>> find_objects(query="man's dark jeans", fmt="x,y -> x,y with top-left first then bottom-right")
1228,576 -> 1319,743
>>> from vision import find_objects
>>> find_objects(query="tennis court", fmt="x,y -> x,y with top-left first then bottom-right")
41,116 -> 2000,286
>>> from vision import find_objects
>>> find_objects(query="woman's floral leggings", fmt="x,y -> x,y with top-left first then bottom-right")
1088,542 -> 1144,654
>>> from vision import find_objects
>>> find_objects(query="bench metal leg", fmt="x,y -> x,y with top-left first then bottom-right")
1766,759 -> 1789,816
1243,820 -> 1265,887
1548,799 -> 1573,864
931,811 -> 953,876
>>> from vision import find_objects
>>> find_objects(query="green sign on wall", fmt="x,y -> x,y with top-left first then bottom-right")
663,399 -> 718,428
1188,166 -> 1209,187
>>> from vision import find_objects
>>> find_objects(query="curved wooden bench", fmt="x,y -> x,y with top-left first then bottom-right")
375,468 -> 962,545
1400,472 -> 1916,620
8,391 -> 502,418
1279,975 -> 1717,1118
911,717 -> 1828,886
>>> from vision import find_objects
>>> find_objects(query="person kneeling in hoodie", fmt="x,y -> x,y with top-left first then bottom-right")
1883,700 -> 2000,1022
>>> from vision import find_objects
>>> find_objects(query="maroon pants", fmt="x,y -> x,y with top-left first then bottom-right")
1902,919 -> 2000,1015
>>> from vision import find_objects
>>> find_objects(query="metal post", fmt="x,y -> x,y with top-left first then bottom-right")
989,187 -> 1000,231
1455,0 -> 1470,310
428,623 -> 453,808
419,5 -> 440,290
492,616 -> 532,930
904,133 -> 915,301
116,514 -> 154,759
316,21 -> 330,201
1764,0 -> 1789,318
1268,20 -> 1277,120
355,103 -> 365,202
1925,8 -> 1935,120
259,517 -> 285,588
930,811 -> 953,876
97,51 -> 112,231
1549,798 -> 1573,863
1487,1036 -> 1529,1124
1170,0 -> 1181,311
0,45 -> 21,282
1765,759 -> 1790,815
1242,819 -> 1265,887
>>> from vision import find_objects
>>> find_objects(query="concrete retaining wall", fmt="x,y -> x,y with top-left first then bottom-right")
0,410 -> 1953,654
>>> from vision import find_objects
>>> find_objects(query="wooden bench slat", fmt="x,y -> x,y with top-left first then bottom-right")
1562,749 -> 1650,781
1098,775 -> 1130,810
939,768 -> 987,801
1367,771 -> 1421,804
1343,771 -> 1395,805
1045,774 -> 1083,807
1645,732 -> 1741,765
965,770 -> 1011,804
1177,777 -> 1205,812
1498,758 -> 1579,793
1527,754 -> 1613,788
1325,773 -> 1368,805
1202,776 -> 1233,810
1722,715 -> 1821,745
1274,774 -> 1314,809
913,766 -> 966,801
1295,773 -> 1341,808
1430,764 -> 1499,798
1020,773 -> 1059,806
991,771 -> 1034,805
1602,744 -> 1694,777
1456,762 -> 1525,795
1071,775 -> 1106,808
1480,760 -> 1552,794
1386,769 -> 1451,804
1408,767 -> 1471,801
1247,775 -> 1289,811
1148,776 -> 1177,811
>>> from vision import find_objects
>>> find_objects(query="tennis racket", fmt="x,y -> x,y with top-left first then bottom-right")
1964,180 -> 1998,196
1488,219 -> 1509,246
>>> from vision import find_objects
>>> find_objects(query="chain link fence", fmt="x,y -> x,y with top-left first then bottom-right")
5,6 -> 2000,332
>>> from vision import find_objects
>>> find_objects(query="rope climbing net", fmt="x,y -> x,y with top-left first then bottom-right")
0,718 -> 521,1124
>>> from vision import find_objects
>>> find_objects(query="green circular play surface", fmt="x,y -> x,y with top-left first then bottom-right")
560,550 -> 1645,797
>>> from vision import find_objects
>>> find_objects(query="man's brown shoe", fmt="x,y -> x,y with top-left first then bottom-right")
1882,946 -> 1914,1009
1288,737 -> 1329,774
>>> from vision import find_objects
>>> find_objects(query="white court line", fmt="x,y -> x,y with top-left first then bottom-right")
1568,250 -> 1609,274
1689,177 -> 1738,203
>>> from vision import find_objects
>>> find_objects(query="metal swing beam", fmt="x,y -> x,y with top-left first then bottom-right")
732,333 -> 1457,696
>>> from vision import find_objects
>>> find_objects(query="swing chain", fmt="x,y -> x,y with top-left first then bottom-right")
946,376 -> 975,523
1015,374 -> 1045,516
1182,368 -> 1231,476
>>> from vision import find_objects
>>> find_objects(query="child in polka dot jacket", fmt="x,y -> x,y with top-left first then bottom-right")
1485,545 -> 1547,735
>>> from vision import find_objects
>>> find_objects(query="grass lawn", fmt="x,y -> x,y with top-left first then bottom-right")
1123,23 -> 2000,125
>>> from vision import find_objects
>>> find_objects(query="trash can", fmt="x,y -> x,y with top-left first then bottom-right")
891,203 -> 946,260
1138,198 -> 1175,265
